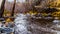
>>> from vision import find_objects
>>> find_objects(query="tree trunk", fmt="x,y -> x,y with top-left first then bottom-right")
0,0 -> 5,17
11,0 -> 16,16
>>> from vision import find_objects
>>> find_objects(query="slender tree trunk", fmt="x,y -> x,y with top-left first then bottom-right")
11,0 -> 16,16
0,0 -> 5,17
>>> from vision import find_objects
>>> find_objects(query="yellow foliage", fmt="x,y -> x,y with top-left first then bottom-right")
29,11 -> 38,15
51,11 -> 60,17
41,13 -> 48,16
5,18 -> 12,22
3,10 -> 11,17
50,0 -> 60,7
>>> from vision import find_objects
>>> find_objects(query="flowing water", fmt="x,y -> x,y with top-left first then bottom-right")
14,14 -> 31,34
14,14 -> 60,34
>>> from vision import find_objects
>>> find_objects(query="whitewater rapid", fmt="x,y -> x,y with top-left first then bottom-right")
14,14 -> 60,34
14,14 -> 31,34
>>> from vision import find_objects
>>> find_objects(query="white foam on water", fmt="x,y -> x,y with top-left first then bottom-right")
14,14 -> 31,34
14,14 -> 60,34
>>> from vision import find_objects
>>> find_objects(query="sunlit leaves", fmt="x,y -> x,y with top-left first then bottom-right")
50,0 -> 60,7
3,10 -> 11,17
51,11 -> 60,17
